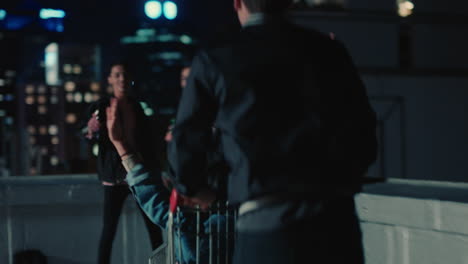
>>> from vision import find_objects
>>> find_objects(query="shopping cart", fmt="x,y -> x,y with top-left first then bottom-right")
149,189 -> 237,264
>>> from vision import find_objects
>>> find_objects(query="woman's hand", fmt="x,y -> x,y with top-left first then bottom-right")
106,98 -> 131,157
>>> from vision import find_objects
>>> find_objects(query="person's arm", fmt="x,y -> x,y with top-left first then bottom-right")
126,163 -> 171,228
105,97 -> 214,211
167,51 -> 218,204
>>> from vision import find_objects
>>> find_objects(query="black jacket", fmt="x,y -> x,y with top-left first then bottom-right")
168,18 -> 378,204
86,96 -> 160,184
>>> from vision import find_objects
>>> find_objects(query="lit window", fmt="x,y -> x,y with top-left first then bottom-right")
93,94 -> 100,101
30,136 -> 36,145
66,113 -> 77,124
37,85 -> 47,94
27,125 -> 36,135
26,96 -> 35,105
41,147 -> 48,155
163,1 -> 178,20
0,94 -> 3,101
0,79 -> 5,86
50,95 -> 59,104
73,65 -> 82,74
30,167 -> 37,175
64,81 -> 76,92
74,92 -> 83,103
39,126 -> 47,135
38,95 -> 47,104
145,1 -> 163,19
38,105 -> 47,114
25,85 -> 35,94
0,110 -> 5,117
50,156 -> 59,166
45,43 -> 59,85
90,82 -> 100,92
66,93 -> 74,102
48,125 -> 58,135
84,93 -> 93,103
51,136 -> 59,145
63,64 -> 72,74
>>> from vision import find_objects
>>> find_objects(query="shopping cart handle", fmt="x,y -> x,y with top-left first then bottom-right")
169,188 -> 179,213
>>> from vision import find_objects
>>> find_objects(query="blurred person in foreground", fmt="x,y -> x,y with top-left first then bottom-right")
166,0 -> 378,263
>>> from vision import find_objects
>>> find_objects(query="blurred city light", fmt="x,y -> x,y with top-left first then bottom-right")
0,9 -> 6,20
163,1 -> 178,20
39,9 -> 66,19
398,0 -> 414,17
145,1 -> 162,19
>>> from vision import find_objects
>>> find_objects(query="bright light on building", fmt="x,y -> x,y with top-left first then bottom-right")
73,65 -> 82,74
38,105 -> 47,114
39,9 -> 66,19
90,82 -> 100,92
25,85 -> 35,94
145,1 -> 163,19
48,125 -> 58,135
163,1 -> 178,20
66,113 -> 77,124
50,156 -> 59,166
66,93 -> 74,102
38,95 -> 47,104
74,92 -> 83,103
0,9 -> 6,20
26,96 -> 35,105
64,81 -> 76,92
45,43 -> 59,85
84,93 -> 93,103
39,126 -> 47,135
51,136 -> 59,145
63,64 -> 72,74
398,0 -> 414,17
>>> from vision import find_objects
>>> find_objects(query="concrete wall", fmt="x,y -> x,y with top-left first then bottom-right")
2,176 -> 468,264
358,179 -> 468,264
0,175 -> 155,264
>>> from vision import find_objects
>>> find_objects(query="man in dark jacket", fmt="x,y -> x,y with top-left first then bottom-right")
84,62 -> 162,264
167,0 -> 378,263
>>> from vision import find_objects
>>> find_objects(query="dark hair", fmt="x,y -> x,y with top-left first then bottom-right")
242,0 -> 293,13
107,60 -> 132,76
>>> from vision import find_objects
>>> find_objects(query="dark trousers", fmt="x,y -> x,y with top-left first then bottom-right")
98,185 -> 163,264
233,197 -> 364,264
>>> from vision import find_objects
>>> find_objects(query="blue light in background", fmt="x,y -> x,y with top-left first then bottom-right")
39,9 -> 65,19
163,1 -> 178,20
0,9 -> 6,20
41,18 -> 64,32
145,1 -> 162,19
5,16 -> 32,30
